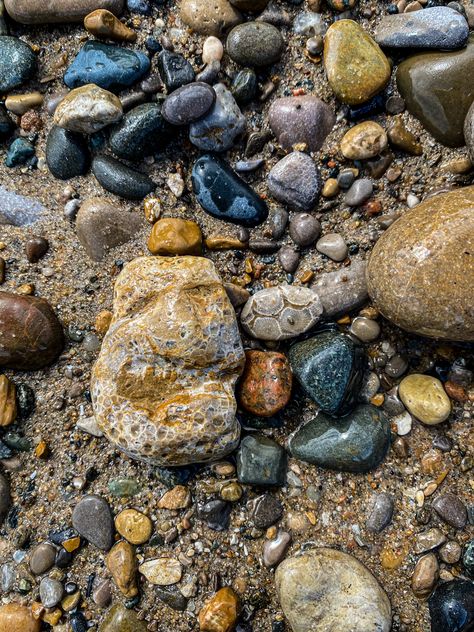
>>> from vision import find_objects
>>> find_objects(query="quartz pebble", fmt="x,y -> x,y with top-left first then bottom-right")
399,375 -> 451,425
316,233 -> 347,261
54,84 -> 123,134
202,36 -> 224,64
40,577 -> 64,608
139,558 -> 182,585
268,151 -> 321,212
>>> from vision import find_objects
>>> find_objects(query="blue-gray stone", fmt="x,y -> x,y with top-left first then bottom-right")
375,7 -> 469,50
162,82 -> 216,125
108,103 -> 174,160
157,50 -> 195,93
267,151 -> 322,212
192,154 -> 268,227
289,329 -> 366,417
46,126 -> 90,180
92,155 -> 155,199
464,540 -> 474,578
189,83 -> 245,152
428,580 -> 474,632
226,21 -> 284,67
5,137 -> 35,168
40,577 -> 64,608
0,36 -> 36,92
236,435 -> 287,487
64,41 -> 150,91
0,186 -> 45,226
288,405 -> 391,473
72,495 -> 114,551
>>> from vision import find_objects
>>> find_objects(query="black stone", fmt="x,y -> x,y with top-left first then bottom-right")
198,499 -> 232,531
0,105 -> 14,140
236,435 -> 287,487
192,154 -> 268,227
46,126 -> 90,180
231,68 -> 258,104
162,82 -> 216,125
92,155 -> 155,199
464,540 -> 474,578
108,103 -> 174,160
155,586 -> 188,611
428,580 -> 474,632
157,50 -> 195,92
16,383 -> 35,419
251,494 -> 284,528
55,547 -> 74,568
0,36 -> 36,93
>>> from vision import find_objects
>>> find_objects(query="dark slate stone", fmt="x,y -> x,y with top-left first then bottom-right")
0,105 -> 14,140
231,68 -> 258,104
46,126 -> 90,180
162,82 -> 216,125
197,499 -> 232,531
288,330 -> 366,417
192,154 -> 268,227
288,405 -> 391,473
251,494 -> 284,529
236,435 -> 287,487
108,103 -> 174,160
64,41 -> 150,91
0,36 -> 36,93
366,492 -> 394,532
155,586 -> 188,611
428,580 -> 474,632
71,495 -> 114,551
92,155 -> 155,199
157,50 -> 195,93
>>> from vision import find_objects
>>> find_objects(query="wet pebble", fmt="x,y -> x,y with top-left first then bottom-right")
237,435 -> 287,486
439,541 -> 462,564
226,21 -> 284,67
350,316 -> 380,342
411,553 -> 439,599
231,68 -> 258,104
278,245 -> 300,273
316,233 -> 347,261
198,587 -> 239,632
345,178 -> 373,206
198,500 -> 232,531
341,121 -> 388,160
72,495 -> 114,550
92,155 -> 155,199
29,542 -> 56,575
263,530 -> 291,567
107,541 -> 138,597
238,350 -> 292,417
432,492 -> 467,530
148,218 -> 202,256
0,603 -> 40,632
289,212 -> 321,247
399,374 -> 451,425
0,36 -> 36,93
98,603 -> 147,632
40,577 -> 64,608
162,82 -> 216,125
251,494 -> 283,529
366,492 -> 394,532
268,151 -> 321,211
53,84 -> 123,134
180,0 -> 242,36
428,580 -> 474,632
46,126 -> 90,180
25,236 -> 48,263
115,509 -> 153,545
157,50 -> 195,92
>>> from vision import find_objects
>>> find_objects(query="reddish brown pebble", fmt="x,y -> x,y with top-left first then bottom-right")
198,587 -> 239,632
25,237 -> 49,263
238,350 -> 292,417
444,380 -> 467,402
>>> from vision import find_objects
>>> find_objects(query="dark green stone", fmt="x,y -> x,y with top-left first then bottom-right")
288,405 -> 391,473
99,604 -> 147,632
236,435 -> 287,487
231,68 -> 258,104
288,330 -> 366,417
396,36 -> 474,147
108,478 -> 140,497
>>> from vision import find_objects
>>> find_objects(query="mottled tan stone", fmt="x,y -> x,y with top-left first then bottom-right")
53,85 -> 123,135
0,603 -> 40,632
4,0 -> 124,24
0,375 -> 16,427
340,121 -> 388,160
367,186 -> 474,341
148,218 -> 202,256
115,509 -> 153,545
180,0 -> 242,36
84,9 -> 136,41
198,587 -> 239,632
411,553 -> 439,599
91,256 -> 245,466
106,541 -> 138,598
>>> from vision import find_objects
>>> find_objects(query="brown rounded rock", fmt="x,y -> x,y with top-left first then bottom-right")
367,186 -> 474,341
25,236 -> 49,263
411,553 -> 439,599
198,587 -> 239,632
0,292 -> 64,370
0,603 -> 40,632
4,0 -> 124,24
29,542 -> 56,575
238,350 -> 292,417
106,540 -> 138,598
148,218 -> 202,256
180,0 -> 242,36
115,509 -> 153,545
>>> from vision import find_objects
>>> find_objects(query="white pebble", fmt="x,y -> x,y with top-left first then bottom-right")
407,193 -> 420,208
393,411 -> 412,436
202,36 -> 224,64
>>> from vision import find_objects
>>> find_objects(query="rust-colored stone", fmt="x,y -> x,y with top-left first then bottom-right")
198,587 -> 239,632
238,350 -> 292,417
0,375 -> 16,427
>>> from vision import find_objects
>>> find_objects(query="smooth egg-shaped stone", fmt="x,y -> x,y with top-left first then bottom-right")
226,21 -> 284,67
98,603 -> 147,632
288,405 -> 391,473
397,36 -> 474,147
4,0 -> 124,24
46,126 -> 90,180
367,186 -> 474,341
428,580 -> 474,632
162,82 -> 216,125
92,155 -> 155,199
192,154 -> 268,227
0,36 -> 36,93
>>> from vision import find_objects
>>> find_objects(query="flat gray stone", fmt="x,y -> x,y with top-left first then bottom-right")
310,260 -> 368,318
267,151 -> 321,211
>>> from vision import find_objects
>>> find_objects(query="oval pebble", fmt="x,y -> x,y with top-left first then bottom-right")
226,21 -> 284,67
162,82 -> 216,125
92,155 -> 155,199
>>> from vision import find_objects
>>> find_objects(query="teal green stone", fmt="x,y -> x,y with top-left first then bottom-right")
288,405 -> 391,473
108,478 -> 140,497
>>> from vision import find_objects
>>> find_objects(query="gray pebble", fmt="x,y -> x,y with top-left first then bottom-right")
432,493 -> 467,530
439,540 -> 462,564
29,542 -> 56,575
196,60 -> 221,84
279,245 -> 300,273
251,494 -> 284,529
93,579 -> 112,608
268,151 -> 322,211
269,206 -> 289,239
316,233 -> 348,261
72,494 -> 114,550
350,316 -> 381,342
310,260 -> 368,318
293,11 -> 326,36
290,213 -> 321,247
366,492 -> 394,532
385,354 -> 408,378
0,473 -> 10,524
40,577 -> 64,608
227,21 -> 284,67
162,82 -> 216,125
383,387 -> 405,416
414,528 -> 447,554
263,530 -> 291,567
1,563 -> 15,593
345,178 -> 373,206
337,168 -> 356,189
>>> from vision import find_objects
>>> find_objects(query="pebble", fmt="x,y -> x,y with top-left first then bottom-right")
226,21 -> 284,67
311,260 -> 368,318
106,541 -> 138,598
108,103 -> 173,160
345,178 -> 373,206
29,542 -> 56,575
398,374 -> 451,425
238,350 -> 292,417
189,83 -> 245,152
340,121 -> 388,160
366,493 -> 394,532
163,82 -> 216,125
24,237 -> 48,264
393,411 -> 412,436
5,137 -> 35,168
385,354 -> 408,378
202,36 -> 224,64
92,257 -> 244,465
278,246 -> 300,273
464,101 -> 474,162
388,116 -> 422,155
289,213 -> 321,247
289,404 -> 390,472
432,492 -> 467,529
263,530 -> 291,567
0,473 -> 10,523
192,154 -> 268,227
439,541 -> 462,564
139,558 -> 181,587
276,548 -> 392,632
115,509 -> 153,545
251,494 -> 283,528
76,197 -> 141,261
293,11 -> 325,36
198,499 -> 232,531
241,284 -> 323,341
350,316 -> 380,342
40,577 -> 64,608
72,495 -> 114,550
289,330 -> 365,416
0,36 -> 36,93
463,540 -> 474,576
46,126 -> 90,180
231,68 -> 257,104
198,587 -> 239,632
375,7 -> 469,50
415,528 -> 446,554
157,50 -> 195,93
0,292 -> 64,370
324,20 -> 391,105
5,92 -> 43,115
98,603 -> 147,632
92,155 -> 155,199
397,38 -> 474,146
158,485 -> 191,510
53,84 -> 123,134
316,233 -> 347,261
4,0 -> 124,23
428,580 -> 474,632
180,0 -> 242,36
236,435 -> 287,486
267,151 -> 321,211
411,553 -> 439,599
367,186 -> 474,340
64,41 -> 150,91
148,218 -> 202,256
0,603 -> 40,632
84,9 -> 136,42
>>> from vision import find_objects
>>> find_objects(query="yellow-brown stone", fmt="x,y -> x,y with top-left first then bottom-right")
158,485 -> 191,510
84,9 -> 136,42
148,218 -> 202,256
106,541 -> 138,598
198,587 -> 239,632
91,256 -> 245,466
0,603 -> 40,632
324,20 -> 391,106
115,508 -> 153,545
399,375 -> 451,425
340,121 -> 388,160
0,375 -> 16,427
367,186 -> 474,341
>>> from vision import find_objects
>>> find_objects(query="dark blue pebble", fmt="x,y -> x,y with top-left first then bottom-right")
46,126 -> 90,180
192,154 -> 268,227
429,580 -> 474,632
0,36 -> 36,93
64,41 -> 150,91
0,105 -> 14,140
92,155 -> 155,199
5,138 -> 36,168
157,49 -> 195,93
347,93 -> 386,121
127,0 -> 151,14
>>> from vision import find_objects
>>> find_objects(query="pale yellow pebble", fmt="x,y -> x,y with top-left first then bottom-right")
5,92 -> 44,115
399,374 -> 451,425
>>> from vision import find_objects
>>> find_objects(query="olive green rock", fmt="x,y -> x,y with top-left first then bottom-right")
367,186 -> 474,341
324,20 -> 391,106
397,36 -> 474,147
99,604 -> 147,632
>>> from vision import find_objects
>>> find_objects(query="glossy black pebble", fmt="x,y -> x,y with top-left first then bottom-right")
92,155 -> 155,199
46,126 -> 90,180
428,580 -> 474,632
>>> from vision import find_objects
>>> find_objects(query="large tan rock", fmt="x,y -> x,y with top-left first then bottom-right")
367,186 -> 474,341
4,0 -> 124,24
91,256 -> 245,466
275,548 -> 392,632
0,603 -> 40,632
